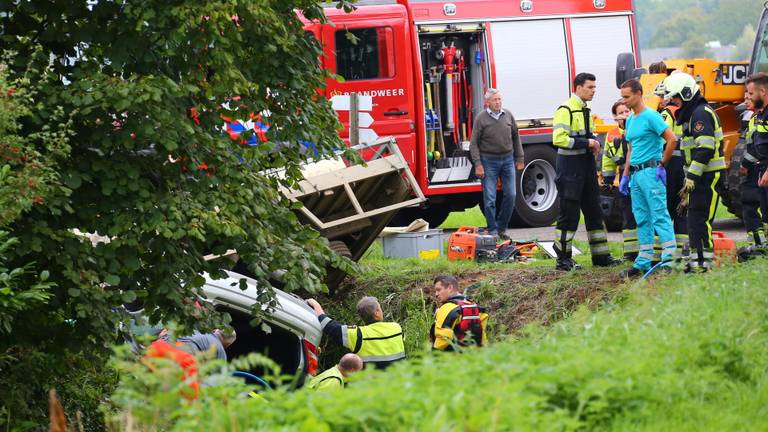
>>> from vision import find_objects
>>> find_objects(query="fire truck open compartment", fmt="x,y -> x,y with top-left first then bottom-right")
417,26 -> 488,185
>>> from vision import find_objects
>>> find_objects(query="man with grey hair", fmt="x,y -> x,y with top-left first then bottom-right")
469,88 -> 525,239
307,353 -> 363,391
306,296 -> 405,369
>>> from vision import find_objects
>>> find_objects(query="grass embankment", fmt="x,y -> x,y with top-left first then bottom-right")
316,240 -> 625,365
114,258 -> 768,431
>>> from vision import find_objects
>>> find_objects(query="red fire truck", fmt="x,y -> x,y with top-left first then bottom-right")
304,0 -> 640,227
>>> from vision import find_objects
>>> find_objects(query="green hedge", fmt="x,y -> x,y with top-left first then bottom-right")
110,260 -> 768,431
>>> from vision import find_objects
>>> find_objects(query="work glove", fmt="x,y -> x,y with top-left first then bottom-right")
676,178 -> 695,216
656,166 -> 667,186
619,176 -> 630,196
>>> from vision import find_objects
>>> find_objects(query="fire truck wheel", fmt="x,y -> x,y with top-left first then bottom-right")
511,144 -> 559,227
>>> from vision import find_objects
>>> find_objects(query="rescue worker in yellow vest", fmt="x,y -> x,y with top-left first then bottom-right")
430,275 -> 488,351
306,297 -> 405,369
552,72 -> 622,271
745,73 -> 768,249
662,72 -> 726,271
307,353 -> 363,391
602,100 -> 638,260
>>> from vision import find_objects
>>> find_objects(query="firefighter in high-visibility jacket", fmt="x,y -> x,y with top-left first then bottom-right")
662,73 -> 726,271
552,72 -> 622,271
745,73 -> 768,246
306,297 -> 405,369
602,100 -> 638,260
658,101 -> 689,257
737,91 -> 768,258
430,275 -> 488,350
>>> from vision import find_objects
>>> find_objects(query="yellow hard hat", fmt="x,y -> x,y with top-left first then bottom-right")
662,72 -> 699,102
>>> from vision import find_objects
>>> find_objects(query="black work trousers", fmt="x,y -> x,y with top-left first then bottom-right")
620,193 -> 638,260
665,156 -> 688,238
554,153 -> 609,260
687,170 -> 722,268
741,163 -> 768,236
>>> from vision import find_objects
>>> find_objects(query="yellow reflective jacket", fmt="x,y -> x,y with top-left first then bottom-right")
660,107 -> 682,156
307,365 -> 345,391
430,295 -> 488,351
344,321 -> 405,368
553,94 -> 594,155
601,127 -> 626,179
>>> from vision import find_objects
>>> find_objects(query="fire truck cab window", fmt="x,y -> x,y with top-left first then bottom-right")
335,27 -> 395,80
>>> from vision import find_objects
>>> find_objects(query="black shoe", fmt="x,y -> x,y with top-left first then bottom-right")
623,253 -> 638,261
556,258 -> 581,271
498,232 -> 511,241
593,255 -> 623,267
620,267 -> 644,278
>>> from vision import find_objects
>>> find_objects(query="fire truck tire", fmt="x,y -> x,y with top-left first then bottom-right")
722,139 -> 744,219
329,240 -> 352,259
615,52 -> 636,89
511,144 -> 559,227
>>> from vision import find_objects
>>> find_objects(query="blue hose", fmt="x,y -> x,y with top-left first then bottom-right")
641,261 -> 667,280
232,371 -> 272,390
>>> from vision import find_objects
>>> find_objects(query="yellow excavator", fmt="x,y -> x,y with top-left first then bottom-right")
598,4 -> 768,229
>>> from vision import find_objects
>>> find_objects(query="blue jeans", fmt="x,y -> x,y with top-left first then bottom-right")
481,154 -> 516,233
630,167 -> 676,270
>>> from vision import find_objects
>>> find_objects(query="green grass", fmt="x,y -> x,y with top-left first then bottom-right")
441,197 -> 739,231
111,258 -> 768,431
440,205 -> 486,229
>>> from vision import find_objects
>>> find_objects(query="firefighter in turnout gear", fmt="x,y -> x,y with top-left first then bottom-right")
738,90 -> 768,259
306,297 -> 406,369
602,100 -> 638,260
430,275 -> 488,351
552,72 -> 622,271
663,72 -> 726,271
746,73 -> 768,245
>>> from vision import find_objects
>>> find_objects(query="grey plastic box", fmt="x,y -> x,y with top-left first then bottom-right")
382,230 -> 444,259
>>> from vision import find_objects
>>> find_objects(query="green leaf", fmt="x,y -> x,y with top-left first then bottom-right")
105,275 -> 121,286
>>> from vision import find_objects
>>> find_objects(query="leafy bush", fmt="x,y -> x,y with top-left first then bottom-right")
109,260 -> 768,431
1,1 -> 356,428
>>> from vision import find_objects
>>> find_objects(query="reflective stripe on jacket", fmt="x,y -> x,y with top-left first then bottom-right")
680,104 -> 725,177
344,321 -> 405,366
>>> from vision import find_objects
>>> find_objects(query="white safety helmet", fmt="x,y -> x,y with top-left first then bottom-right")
662,72 -> 699,102
653,80 -> 666,97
